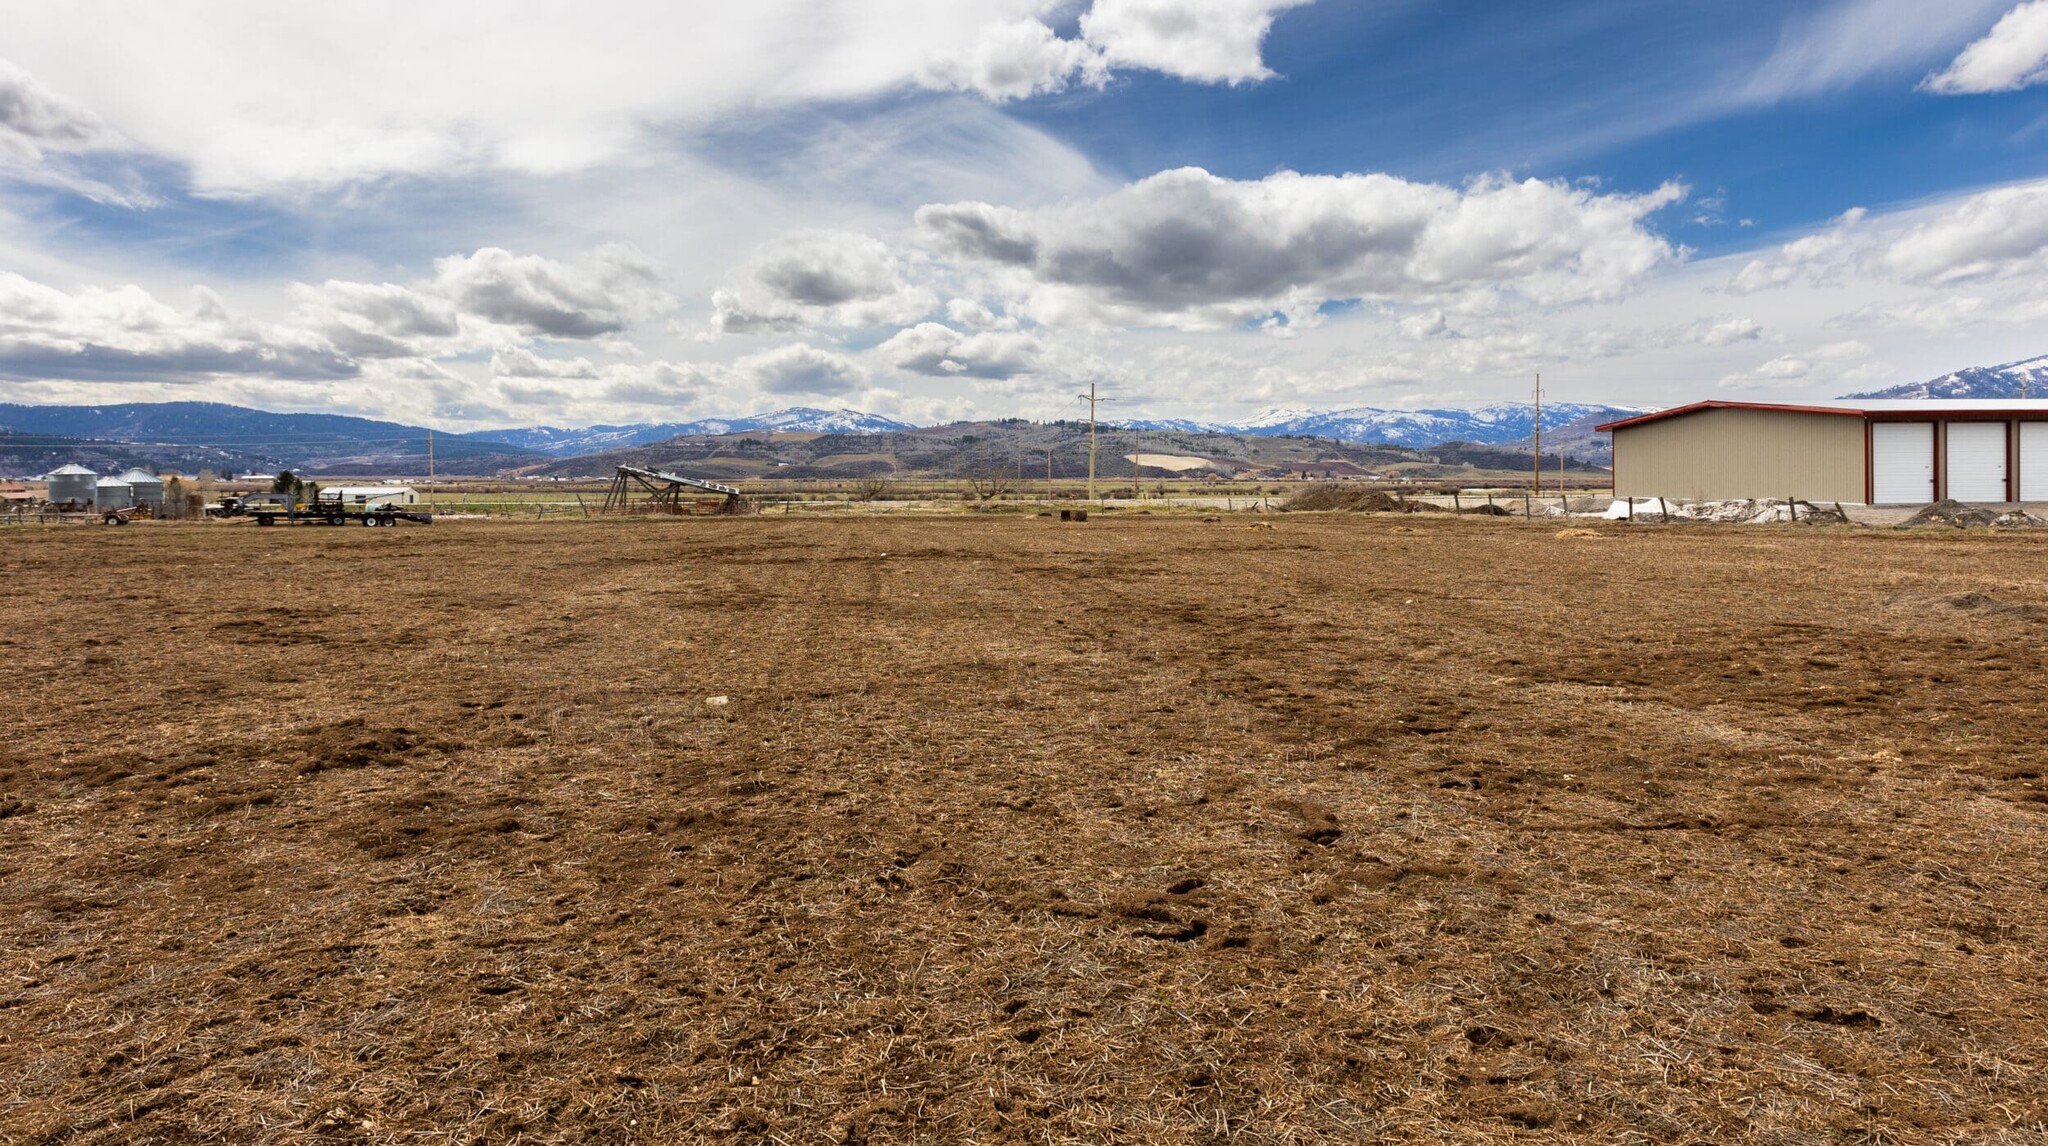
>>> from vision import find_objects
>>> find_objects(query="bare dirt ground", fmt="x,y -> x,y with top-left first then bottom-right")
1,516 -> 2044,1144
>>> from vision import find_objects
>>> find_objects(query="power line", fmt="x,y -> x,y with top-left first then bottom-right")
1075,383 -> 1120,503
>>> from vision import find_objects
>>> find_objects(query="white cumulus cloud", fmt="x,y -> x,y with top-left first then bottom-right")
876,322 -> 1052,378
1725,207 -> 1868,293
917,167 -> 1686,329
921,19 -> 1106,101
0,272 -> 354,382
738,343 -> 870,396
1924,1 -> 2048,93
1081,0 -> 1313,85
294,245 -> 674,358
0,1 -> 1316,192
712,231 -> 936,334
1882,180 -> 2048,282
432,245 -> 671,339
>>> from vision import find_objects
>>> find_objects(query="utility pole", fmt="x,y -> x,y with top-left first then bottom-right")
1531,374 -> 1542,497
1046,448 -> 1054,502
428,429 -> 435,484
1078,382 -> 1103,502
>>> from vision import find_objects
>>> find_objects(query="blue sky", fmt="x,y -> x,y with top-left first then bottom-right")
3,0 -> 2048,428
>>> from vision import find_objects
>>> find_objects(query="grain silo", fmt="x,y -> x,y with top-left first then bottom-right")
44,464 -> 98,506
96,476 -> 133,509
119,468 -> 165,512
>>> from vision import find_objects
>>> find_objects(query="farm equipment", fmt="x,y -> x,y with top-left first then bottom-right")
98,504 -> 153,526
601,465 -> 746,515
249,494 -> 432,527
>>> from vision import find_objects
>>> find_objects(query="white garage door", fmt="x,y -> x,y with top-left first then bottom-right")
1946,422 -> 2008,503
2020,423 -> 2048,502
1871,422 -> 1934,504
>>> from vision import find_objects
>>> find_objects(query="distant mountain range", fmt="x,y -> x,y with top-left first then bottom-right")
463,408 -> 918,456
1120,401 -> 1636,450
0,401 -> 537,476
19,353 -> 2048,480
0,399 -> 1640,476
467,401 -> 1641,459
525,419 -> 1613,483
0,431 -> 275,478
1844,355 -> 2048,400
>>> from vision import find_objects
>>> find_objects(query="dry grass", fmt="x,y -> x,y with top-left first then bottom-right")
1,515 -> 2045,1144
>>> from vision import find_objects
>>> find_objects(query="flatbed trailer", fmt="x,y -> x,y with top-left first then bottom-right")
251,503 -> 433,527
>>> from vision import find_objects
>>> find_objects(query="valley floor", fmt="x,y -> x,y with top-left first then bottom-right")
1,516 -> 2043,1143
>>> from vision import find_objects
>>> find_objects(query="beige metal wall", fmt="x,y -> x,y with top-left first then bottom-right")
1613,408 -> 1866,502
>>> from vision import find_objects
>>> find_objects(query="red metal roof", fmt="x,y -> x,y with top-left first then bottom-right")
1599,400 -> 2048,433
1595,401 -> 1867,433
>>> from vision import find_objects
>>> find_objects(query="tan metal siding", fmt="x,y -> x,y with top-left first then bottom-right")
1612,408 -> 1866,502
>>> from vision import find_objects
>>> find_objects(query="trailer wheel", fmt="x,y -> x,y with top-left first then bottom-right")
256,514 -> 274,526
327,514 -> 344,526
361,516 -> 377,526
102,513 -> 126,526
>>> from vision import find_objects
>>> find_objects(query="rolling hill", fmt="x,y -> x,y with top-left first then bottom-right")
1845,354 -> 2048,400
528,419 -> 1611,483
463,408 -> 918,456
0,402 -> 545,475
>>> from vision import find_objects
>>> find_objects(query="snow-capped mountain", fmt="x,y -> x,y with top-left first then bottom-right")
1115,417 -> 1234,434
466,408 -> 917,456
1126,402 -> 1640,449
1844,355 -> 2048,400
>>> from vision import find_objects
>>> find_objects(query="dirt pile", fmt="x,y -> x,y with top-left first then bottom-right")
1278,485 -> 1402,512
1901,499 -> 2002,527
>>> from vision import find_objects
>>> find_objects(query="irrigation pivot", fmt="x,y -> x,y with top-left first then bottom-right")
601,465 -> 746,515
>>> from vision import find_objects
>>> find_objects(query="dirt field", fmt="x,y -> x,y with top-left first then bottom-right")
2,516 -> 2044,1144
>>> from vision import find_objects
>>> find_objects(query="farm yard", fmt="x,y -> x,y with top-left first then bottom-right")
2,516 -> 2044,1143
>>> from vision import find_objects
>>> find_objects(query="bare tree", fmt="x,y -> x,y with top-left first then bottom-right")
966,468 -> 1015,499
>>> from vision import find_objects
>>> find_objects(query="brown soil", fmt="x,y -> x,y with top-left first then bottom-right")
1279,485 -> 1403,512
2,517 -> 2045,1144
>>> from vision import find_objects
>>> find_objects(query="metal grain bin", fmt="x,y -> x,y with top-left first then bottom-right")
95,476 -> 133,510
44,463 -> 98,506
119,468 -> 165,512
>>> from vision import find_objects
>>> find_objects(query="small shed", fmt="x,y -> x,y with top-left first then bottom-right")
1598,399 -> 2048,505
119,468 -> 165,512
96,476 -> 134,509
45,463 -> 98,506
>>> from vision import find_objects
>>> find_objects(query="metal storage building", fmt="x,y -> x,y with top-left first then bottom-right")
118,468 -> 165,512
95,476 -> 133,509
45,464 -> 98,506
1599,400 -> 2048,505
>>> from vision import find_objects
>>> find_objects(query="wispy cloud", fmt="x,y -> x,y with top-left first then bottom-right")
1738,0 -> 2011,104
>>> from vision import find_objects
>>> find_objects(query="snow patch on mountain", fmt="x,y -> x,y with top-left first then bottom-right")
1170,402 -> 1642,449
1845,355 -> 2048,400
467,408 -> 917,455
